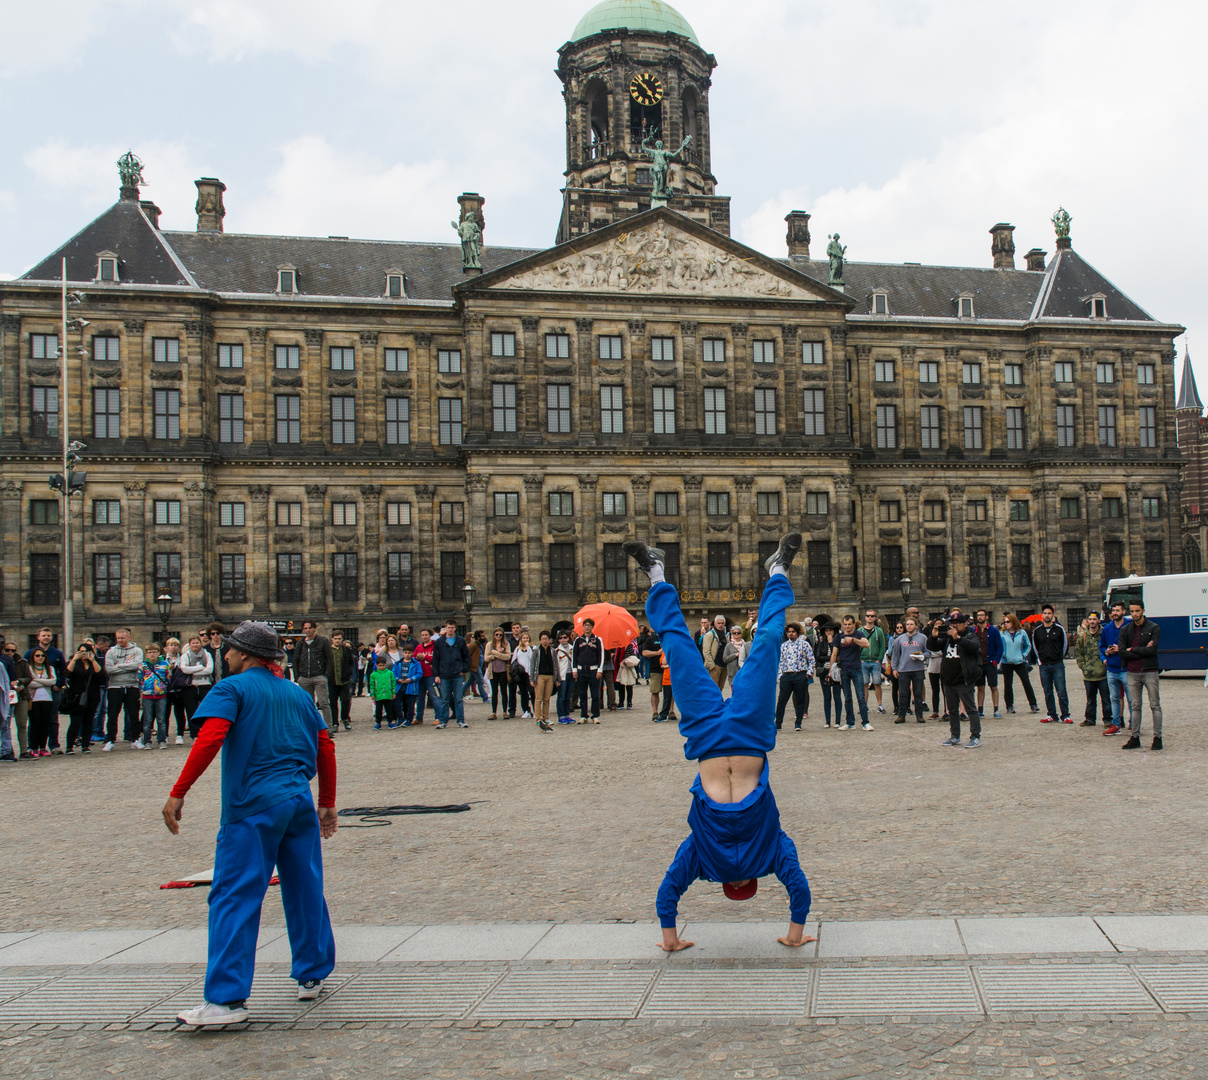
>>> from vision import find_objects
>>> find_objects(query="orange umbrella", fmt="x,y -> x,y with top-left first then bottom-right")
1020,613 -> 1045,627
574,602 -> 640,650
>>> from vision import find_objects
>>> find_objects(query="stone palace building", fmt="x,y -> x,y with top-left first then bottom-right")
0,0 -> 1186,645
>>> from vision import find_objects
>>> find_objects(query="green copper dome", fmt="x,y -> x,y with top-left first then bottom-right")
571,0 -> 700,45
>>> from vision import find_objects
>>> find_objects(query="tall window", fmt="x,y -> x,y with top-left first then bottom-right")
386,552 -> 413,601
385,397 -> 410,445
1141,496 -> 1161,518
704,387 -> 727,435
93,553 -> 121,604
154,500 -> 182,525
1006,406 -> 1024,450
30,333 -> 58,360
880,501 -> 900,522
1096,362 -> 1115,384
547,384 -> 572,433
30,553 -> 59,606
919,361 -> 939,383
332,553 -> 358,601
802,341 -> 824,365
1137,362 -> 1155,385
276,502 -> 302,527
384,347 -> 409,372
803,389 -> 825,436
492,383 -> 517,432
963,406 -> 983,449
874,358 -> 895,382
493,492 -> 519,517
153,389 -> 181,440
752,340 -> 775,364
806,492 -> 828,515
1102,497 -> 1123,518
29,500 -> 58,525
1004,362 -> 1023,385
875,405 -> 897,449
602,544 -> 627,591
218,394 -> 244,443
92,336 -> 119,363
880,546 -> 902,590
754,388 -> 776,435
440,501 -> 465,525
1138,407 -> 1156,448
602,492 -> 627,517
275,395 -> 301,443
960,296 -> 976,318
923,501 -> 946,522
807,541 -> 832,588
548,492 -> 574,516
277,553 -> 304,604
968,544 -> 991,589
652,386 -> 676,434
274,344 -> 300,370
331,502 -> 357,526
662,543 -> 682,588
93,499 -> 121,524
490,332 -> 516,358
654,491 -> 678,516
549,544 -> 576,594
1104,540 -> 1125,579
706,492 -> 731,516
437,349 -> 462,373
220,554 -> 247,603
93,388 -> 120,439
707,542 -> 731,589
962,362 -> 982,384
1145,541 -> 1164,576
31,386 -> 59,438
1011,544 -> 1033,587
702,338 -> 726,362
600,386 -> 624,433
218,343 -> 243,368
330,397 -> 356,443
493,544 -> 521,594
925,546 -> 947,589
1060,497 -> 1080,519
386,502 -> 411,526
1062,541 -> 1084,585
920,405 -> 940,450
1009,500 -> 1030,521
967,500 -> 988,521
1054,361 -> 1074,382
277,553 -> 304,602
1097,405 -> 1117,447
756,491 -> 780,516
219,502 -> 245,527
438,398 -> 463,445
330,346 -> 355,371
545,333 -> 570,358
1056,405 -> 1075,447
651,336 -> 675,362
149,338 -> 178,364
154,552 -> 182,603
598,336 -> 622,361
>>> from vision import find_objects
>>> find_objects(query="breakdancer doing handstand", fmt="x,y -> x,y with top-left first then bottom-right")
624,533 -> 814,952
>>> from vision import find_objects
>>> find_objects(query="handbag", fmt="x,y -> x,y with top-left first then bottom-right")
168,664 -> 192,692
621,654 -> 639,668
828,661 -> 841,682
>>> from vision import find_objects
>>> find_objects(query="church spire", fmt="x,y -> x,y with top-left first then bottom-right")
1177,347 -> 1203,411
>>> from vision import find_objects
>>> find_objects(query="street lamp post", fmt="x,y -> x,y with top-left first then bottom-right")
156,591 -> 174,645
899,575 -> 912,609
461,581 -> 476,636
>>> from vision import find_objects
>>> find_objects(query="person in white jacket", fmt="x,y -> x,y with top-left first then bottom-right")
555,631 -> 575,724
178,636 -> 215,737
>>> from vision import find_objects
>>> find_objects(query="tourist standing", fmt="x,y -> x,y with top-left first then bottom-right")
640,628 -> 664,718
328,631 -> 354,733
26,648 -> 58,756
888,616 -> 929,724
1032,605 -> 1071,724
831,615 -> 871,730
412,629 -> 442,725
573,619 -> 604,722
939,614 -> 982,748
485,629 -> 512,719
722,625 -> 748,685
1100,601 -> 1132,735
369,654 -> 396,728
64,642 -> 102,753
701,615 -> 729,691
1119,600 -> 1162,750
972,609 -> 1003,719
103,627 -> 143,750
532,631 -> 559,730
814,623 -> 842,728
859,610 -> 888,715
775,622 -> 814,731
555,630 -> 576,723
432,618 -> 471,729
1074,613 -> 1110,727
179,635 -> 215,737
294,620 -> 334,733
137,642 -> 171,749
998,614 -> 1038,714
510,630 -> 536,720
614,640 -> 638,710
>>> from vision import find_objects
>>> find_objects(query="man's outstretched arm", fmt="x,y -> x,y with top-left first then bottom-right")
655,836 -> 698,952
774,832 -> 816,947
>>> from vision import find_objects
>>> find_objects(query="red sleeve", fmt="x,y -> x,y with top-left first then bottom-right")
169,718 -> 232,798
317,727 -> 337,808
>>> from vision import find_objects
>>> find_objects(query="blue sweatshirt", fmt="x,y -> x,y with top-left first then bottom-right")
393,658 -> 423,695
999,629 -> 1033,666
656,760 -> 811,928
1099,617 -> 1130,672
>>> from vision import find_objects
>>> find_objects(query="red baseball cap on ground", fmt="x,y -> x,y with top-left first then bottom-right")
722,879 -> 758,901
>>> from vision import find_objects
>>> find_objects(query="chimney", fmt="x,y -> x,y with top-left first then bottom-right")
989,223 -> 1015,269
139,201 -> 161,229
1024,247 -> 1047,272
194,177 -> 227,232
785,210 -> 812,258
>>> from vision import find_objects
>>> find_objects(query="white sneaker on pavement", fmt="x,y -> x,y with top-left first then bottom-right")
132,738 -> 144,750
862,721 -> 874,731
175,735 -> 184,745
297,979 -> 323,1000
177,1001 -> 249,1027
102,741 -> 114,752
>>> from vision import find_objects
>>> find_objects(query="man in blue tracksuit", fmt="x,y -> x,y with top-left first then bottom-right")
625,534 -> 813,952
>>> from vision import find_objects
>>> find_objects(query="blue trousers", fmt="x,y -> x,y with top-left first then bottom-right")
1106,669 -> 1131,725
1038,663 -> 1069,720
645,573 -> 792,761
839,667 -> 869,726
439,674 -> 465,724
205,790 -> 335,1006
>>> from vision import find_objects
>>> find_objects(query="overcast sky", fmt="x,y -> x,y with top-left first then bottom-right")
2,0 -> 1203,388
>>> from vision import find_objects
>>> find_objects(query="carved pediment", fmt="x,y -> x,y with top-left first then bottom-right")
217,372 -> 246,386
491,519 -> 521,534
484,218 -> 832,301
960,385 -> 985,399
920,386 -> 942,398
27,361 -> 60,377
549,519 -> 576,534
601,520 -> 631,534
382,376 -> 413,391
272,375 -> 303,388
150,367 -> 182,382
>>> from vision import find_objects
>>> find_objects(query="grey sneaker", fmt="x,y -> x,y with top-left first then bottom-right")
764,532 -> 803,574
941,736 -> 961,746
297,979 -> 323,1001
965,737 -> 981,748
177,1000 -> 249,1026
623,540 -> 665,578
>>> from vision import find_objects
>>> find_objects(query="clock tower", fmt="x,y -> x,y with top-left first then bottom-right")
555,0 -> 731,243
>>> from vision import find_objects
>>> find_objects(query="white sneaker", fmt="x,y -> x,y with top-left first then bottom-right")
862,721 -> 874,731
132,738 -> 144,750
521,711 -> 533,719
102,741 -> 114,752
876,705 -> 886,714
175,735 -> 184,745
176,1000 -> 249,1027
297,979 -> 323,1000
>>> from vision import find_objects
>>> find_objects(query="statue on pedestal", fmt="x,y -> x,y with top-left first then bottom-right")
641,131 -> 692,203
452,213 -> 482,270
826,233 -> 847,286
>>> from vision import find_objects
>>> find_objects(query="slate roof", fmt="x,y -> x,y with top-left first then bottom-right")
1177,350 -> 1203,411
1029,245 -> 1154,321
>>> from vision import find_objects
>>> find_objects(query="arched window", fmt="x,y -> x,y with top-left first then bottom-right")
587,81 -> 609,160
682,87 -> 699,148
1184,536 -> 1202,573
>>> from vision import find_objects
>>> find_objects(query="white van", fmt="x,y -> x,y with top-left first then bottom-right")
1104,573 -> 1208,671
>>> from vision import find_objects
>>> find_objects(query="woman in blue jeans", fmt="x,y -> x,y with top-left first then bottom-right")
813,626 -> 844,728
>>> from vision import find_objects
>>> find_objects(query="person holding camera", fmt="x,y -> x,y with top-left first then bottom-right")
64,642 -> 102,753
938,613 -> 983,748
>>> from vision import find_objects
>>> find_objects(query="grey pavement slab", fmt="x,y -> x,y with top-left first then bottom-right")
683,921 -> 820,959
0,933 -> 38,951
100,926 -> 286,964
819,919 -> 963,957
525,922 -> 669,960
958,916 -> 1113,954
0,929 -> 165,966
382,922 -> 553,962
258,924 -> 421,962
1097,915 -> 1208,952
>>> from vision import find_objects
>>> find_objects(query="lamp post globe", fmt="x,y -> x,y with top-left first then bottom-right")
156,591 -> 174,641
899,575 -> 912,606
462,581 -> 476,614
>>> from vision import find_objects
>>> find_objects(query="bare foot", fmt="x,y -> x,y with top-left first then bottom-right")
656,938 -> 695,952
777,934 -> 818,948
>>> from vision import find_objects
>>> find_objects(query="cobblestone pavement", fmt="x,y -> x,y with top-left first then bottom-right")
3,666 -> 1205,931
5,1015 -> 1208,1079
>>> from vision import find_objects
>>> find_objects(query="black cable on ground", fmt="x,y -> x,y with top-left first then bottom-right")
337,803 -> 475,827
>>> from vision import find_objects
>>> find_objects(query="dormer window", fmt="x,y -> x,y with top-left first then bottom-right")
957,294 -> 975,318
385,271 -> 404,298
277,266 -> 297,294
871,291 -> 889,315
1086,294 -> 1108,319
96,252 -> 119,283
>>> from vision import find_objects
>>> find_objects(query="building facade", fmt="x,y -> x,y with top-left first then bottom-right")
0,0 -> 1186,645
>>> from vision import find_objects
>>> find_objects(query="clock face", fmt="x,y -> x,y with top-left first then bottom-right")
629,72 -> 664,107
